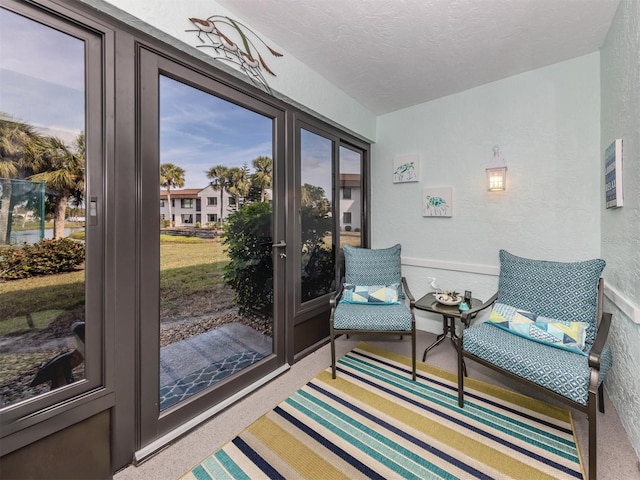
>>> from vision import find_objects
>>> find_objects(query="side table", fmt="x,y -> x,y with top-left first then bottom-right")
415,292 -> 484,362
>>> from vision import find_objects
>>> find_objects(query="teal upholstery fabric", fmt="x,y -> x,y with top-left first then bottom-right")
463,250 -> 611,406
334,302 -> 412,330
497,249 -> 605,345
343,244 -> 402,287
463,322 -> 613,406
335,244 -> 411,332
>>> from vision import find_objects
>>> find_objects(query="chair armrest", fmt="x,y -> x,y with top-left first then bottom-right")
588,311 -> 612,369
460,292 -> 498,325
329,278 -> 345,308
401,277 -> 415,308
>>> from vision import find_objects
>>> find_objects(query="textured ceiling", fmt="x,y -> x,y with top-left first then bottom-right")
216,0 -> 621,115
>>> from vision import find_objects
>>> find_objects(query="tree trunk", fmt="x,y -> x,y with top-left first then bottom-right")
167,189 -> 173,227
0,181 -> 12,244
219,189 -> 224,223
53,195 -> 68,239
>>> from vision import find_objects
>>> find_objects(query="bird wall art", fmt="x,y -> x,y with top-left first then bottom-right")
187,16 -> 283,94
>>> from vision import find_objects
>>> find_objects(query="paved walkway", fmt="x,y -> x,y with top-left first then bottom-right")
159,323 -> 271,410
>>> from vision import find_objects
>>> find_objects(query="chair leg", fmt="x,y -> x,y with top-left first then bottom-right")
588,389 -> 597,480
598,383 -> 605,413
331,333 -> 337,379
411,330 -> 416,381
458,338 -> 465,408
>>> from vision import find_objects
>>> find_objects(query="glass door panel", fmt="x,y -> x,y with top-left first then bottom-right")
339,145 -> 363,250
157,75 -> 275,410
299,129 -> 334,303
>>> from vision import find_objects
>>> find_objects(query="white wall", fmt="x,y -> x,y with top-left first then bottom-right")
92,0 -> 376,141
372,54 -> 602,332
600,0 -> 640,459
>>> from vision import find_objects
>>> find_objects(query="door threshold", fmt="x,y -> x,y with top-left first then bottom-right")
134,363 -> 290,464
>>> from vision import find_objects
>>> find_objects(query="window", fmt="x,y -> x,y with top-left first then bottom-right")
181,198 -> 193,209
0,0 -> 108,450
343,212 -> 352,224
207,197 -> 217,206
228,197 -> 237,206
181,214 -> 193,224
207,214 -> 218,222
160,199 -> 165,207
343,187 -> 352,199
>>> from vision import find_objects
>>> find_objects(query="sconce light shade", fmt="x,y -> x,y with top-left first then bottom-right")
486,145 -> 507,191
486,166 -> 507,191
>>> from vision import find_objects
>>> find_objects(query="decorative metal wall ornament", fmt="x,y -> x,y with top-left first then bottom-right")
187,16 -> 283,94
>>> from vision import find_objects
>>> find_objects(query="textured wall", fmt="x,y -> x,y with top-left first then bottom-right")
600,0 -> 640,460
93,0 -> 376,140
372,54 -> 602,330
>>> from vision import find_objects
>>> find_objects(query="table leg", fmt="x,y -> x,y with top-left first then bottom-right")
422,315 -> 449,361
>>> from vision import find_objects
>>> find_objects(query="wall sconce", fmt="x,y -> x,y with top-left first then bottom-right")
486,145 -> 507,191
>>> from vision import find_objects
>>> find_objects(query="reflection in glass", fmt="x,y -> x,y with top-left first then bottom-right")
339,146 -> 362,250
158,75 -> 274,410
300,129 -> 334,302
0,8 -> 86,407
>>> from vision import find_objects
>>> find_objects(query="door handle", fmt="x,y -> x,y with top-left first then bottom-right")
272,241 -> 286,259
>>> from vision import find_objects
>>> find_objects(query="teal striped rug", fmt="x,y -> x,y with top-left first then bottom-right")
182,343 -> 584,479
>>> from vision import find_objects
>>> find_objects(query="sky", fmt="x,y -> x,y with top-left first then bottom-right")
160,75 -> 273,189
0,7 -> 85,145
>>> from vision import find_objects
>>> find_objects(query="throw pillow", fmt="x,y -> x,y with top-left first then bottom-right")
341,283 -> 400,305
488,304 -> 587,355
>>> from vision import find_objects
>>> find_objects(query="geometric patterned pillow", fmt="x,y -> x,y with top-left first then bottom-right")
488,304 -> 587,355
343,244 -> 402,288
341,283 -> 400,305
497,250 -> 605,346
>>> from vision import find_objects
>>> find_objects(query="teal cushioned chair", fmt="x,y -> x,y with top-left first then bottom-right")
458,250 -> 613,480
329,244 -> 416,380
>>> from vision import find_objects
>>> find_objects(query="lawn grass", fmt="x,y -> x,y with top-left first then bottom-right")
0,310 -> 64,336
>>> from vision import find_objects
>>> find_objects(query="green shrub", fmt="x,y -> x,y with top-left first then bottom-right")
222,202 -> 273,315
0,238 -> 85,280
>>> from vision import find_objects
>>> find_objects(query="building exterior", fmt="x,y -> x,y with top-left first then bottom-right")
339,173 -> 361,232
160,186 -> 236,226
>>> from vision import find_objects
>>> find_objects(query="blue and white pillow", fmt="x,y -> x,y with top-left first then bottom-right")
341,283 -> 400,305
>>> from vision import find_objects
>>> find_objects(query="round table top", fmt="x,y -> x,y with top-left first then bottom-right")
415,292 -> 484,317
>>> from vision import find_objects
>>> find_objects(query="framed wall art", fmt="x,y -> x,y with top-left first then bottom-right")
605,138 -> 623,208
423,187 -> 452,217
393,153 -> 419,183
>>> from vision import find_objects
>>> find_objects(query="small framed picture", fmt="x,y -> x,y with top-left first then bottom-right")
393,153 -> 420,183
423,187 -> 452,217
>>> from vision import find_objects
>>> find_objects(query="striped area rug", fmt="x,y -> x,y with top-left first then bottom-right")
182,343 -> 584,479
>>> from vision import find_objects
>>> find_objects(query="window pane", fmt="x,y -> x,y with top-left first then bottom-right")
339,146 -> 362,247
0,8 -> 87,407
158,75 -> 274,410
300,129 -> 334,302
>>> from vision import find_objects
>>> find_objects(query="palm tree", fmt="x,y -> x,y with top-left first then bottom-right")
160,163 -> 185,227
0,117 -> 37,244
251,156 -> 272,202
206,164 -> 228,223
226,166 -> 249,210
27,133 -> 85,239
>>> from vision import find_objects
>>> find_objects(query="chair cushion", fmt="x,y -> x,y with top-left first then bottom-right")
463,322 -> 613,406
497,250 -> 605,345
487,303 -> 587,354
333,302 -> 412,331
343,244 -> 402,287
342,283 -> 400,304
